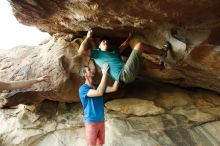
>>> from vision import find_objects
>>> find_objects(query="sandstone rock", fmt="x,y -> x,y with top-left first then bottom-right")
9,0 -> 220,33
171,107 -> 215,122
191,92 -> 215,108
2,1 -> 220,108
0,84 -> 220,146
201,107 -> 220,118
0,35 -> 95,107
105,98 -> 165,116
2,0 -> 220,96
192,121 -> 220,146
0,1 -> 220,145
0,102 -> 84,146
199,90 -> 220,106
156,90 -> 192,109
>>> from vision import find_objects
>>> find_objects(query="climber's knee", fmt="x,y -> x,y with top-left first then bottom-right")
129,37 -> 144,51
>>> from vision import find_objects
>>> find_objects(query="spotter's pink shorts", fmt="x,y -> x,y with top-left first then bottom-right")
84,122 -> 105,145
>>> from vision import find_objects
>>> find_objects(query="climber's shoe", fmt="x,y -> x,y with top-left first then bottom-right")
161,41 -> 172,58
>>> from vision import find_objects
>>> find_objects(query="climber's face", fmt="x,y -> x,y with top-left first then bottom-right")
99,40 -> 109,51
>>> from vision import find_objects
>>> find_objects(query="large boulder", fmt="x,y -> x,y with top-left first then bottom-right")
1,31 -> 220,107
0,34 -> 91,107
9,0 -> 220,33
6,0 -> 220,94
1,1 -> 220,146
0,81 -> 220,146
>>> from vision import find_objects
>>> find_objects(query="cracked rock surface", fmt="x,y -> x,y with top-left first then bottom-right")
1,81 -> 220,146
0,1 -> 220,145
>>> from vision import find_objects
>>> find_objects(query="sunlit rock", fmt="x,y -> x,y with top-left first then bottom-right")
105,98 -> 165,116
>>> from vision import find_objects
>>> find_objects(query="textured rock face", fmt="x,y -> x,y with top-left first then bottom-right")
6,0 -> 220,94
0,82 -> 220,146
0,34 -> 93,107
1,1 -> 220,146
105,98 -> 165,116
10,0 -> 220,33
1,31 -> 220,107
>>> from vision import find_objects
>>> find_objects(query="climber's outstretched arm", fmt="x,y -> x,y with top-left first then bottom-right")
78,30 -> 96,57
0,75 -> 50,90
